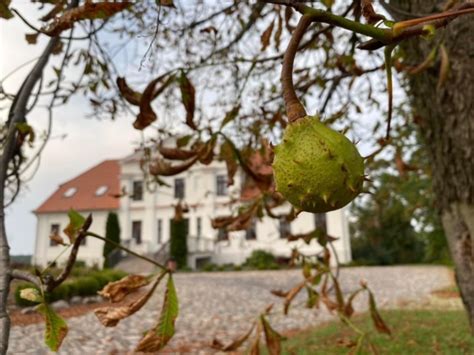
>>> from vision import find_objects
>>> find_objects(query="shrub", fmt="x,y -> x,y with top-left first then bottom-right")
170,219 -> 188,269
14,269 -> 128,306
243,250 -> 279,270
103,212 -> 121,268
74,277 -> 101,297
201,263 -> 218,272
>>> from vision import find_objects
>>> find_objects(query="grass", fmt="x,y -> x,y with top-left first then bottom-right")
282,310 -> 473,354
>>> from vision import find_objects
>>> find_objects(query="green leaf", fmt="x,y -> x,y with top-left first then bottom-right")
135,274 -> 179,352
37,302 -> 68,352
63,209 -> 85,243
0,0 -> 13,20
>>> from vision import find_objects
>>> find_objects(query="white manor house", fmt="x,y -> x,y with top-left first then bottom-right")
33,148 -> 353,269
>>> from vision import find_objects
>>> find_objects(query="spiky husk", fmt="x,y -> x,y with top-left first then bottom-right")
272,116 -> 364,213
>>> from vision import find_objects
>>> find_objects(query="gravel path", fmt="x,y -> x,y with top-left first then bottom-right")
7,266 -> 454,354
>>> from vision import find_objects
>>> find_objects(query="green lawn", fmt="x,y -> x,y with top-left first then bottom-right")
282,310 -> 473,354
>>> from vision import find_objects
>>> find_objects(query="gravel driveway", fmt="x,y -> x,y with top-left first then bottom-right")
7,266 -> 454,354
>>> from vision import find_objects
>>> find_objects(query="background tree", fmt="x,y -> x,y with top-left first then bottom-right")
103,212 -> 121,268
383,0 -> 474,327
1,0 -> 473,352
170,218 -> 188,269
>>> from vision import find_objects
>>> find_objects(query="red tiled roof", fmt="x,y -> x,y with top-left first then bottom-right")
35,160 -> 120,214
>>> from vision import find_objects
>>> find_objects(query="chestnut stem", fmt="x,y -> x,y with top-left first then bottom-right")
281,15 -> 311,123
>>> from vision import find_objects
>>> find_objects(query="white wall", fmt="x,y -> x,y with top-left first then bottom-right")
33,210 -> 112,267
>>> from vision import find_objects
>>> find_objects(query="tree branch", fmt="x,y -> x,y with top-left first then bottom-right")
10,270 -> 41,288
45,214 -> 92,292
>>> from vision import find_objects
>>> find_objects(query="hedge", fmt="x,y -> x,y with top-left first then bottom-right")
15,269 -> 127,307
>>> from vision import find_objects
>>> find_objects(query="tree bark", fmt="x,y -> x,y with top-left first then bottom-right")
0,34 -> 60,354
387,0 -> 474,330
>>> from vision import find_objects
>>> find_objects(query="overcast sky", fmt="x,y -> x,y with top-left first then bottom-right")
1,4 -> 143,255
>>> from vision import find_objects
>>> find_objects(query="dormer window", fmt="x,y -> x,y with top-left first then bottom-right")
132,181 -> 143,201
63,187 -> 77,198
95,185 -> 108,196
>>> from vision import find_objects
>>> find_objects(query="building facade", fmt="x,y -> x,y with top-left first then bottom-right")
33,152 -> 352,269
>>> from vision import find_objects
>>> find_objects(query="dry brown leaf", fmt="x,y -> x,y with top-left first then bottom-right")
219,141 -> 238,186
261,315 -> 283,355
95,273 -> 165,327
43,2 -> 131,36
261,19 -> 275,51
149,156 -> 198,176
178,72 -> 197,130
283,281 -> 305,315
158,145 -> 197,161
116,77 -> 141,106
98,275 -> 150,303
213,322 -> 256,351
49,233 -> 65,246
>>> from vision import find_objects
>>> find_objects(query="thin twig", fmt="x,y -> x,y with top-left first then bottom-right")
86,232 -> 167,270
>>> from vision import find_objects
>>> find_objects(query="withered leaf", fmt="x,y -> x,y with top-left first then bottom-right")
156,0 -> 175,8
178,71 -> 197,130
367,288 -> 391,335
274,10 -> 283,51
43,2 -> 131,36
117,77 -> 141,106
361,0 -> 385,24
49,233 -> 65,246
283,281 -> 305,315
95,272 -> 165,327
284,6 -> 294,32
249,320 -> 262,355
270,289 -> 289,298
196,139 -> 216,165
219,141 -> 238,186
40,2 -> 65,22
149,156 -> 198,176
261,19 -> 275,51
0,0 -> 13,20
261,315 -> 284,355
98,274 -> 150,303
213,322 -> 256,351
158,145 -> 197,161
133,78 -> 161,130
25,33 -> 39,44
135,275 -> 179,352
343,288 -> 364,318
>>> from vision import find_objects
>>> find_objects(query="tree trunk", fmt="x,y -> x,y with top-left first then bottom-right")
388,0 -> 474,330
0,217 -> 11,355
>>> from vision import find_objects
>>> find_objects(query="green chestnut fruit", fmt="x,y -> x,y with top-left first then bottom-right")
272,116 -> 364,213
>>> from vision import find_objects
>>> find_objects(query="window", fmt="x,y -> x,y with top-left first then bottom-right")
217,227 -> 228,241
132,181 -> 143,201
245,219 -> 257,240
196,217 -> 202,238
314,213 -> 327,233
50,224 -> 60,246
132,221 -> 142,244
157,219 -> 163,244
63,187 -> 77,198
95,185 -> 108,196
216,175 -> 228,196
279,217 -> 291,239
174,178 -> 185,199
